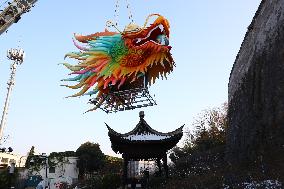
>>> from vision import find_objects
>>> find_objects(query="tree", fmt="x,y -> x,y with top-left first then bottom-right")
0,170 -> 9,188
76,142 -> 105,177
184,103 -> 228,152
100,155 -> 123,174
169,147 -> 187,165
0,166 -> 19,188
170,103 -> 228,166
25,146 -> 35,168
168,103 -> 228,181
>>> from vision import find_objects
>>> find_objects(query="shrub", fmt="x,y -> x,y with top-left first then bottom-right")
102,173 -> 121,189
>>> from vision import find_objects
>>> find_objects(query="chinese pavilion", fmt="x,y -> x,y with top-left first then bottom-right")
106,111 -> 184,186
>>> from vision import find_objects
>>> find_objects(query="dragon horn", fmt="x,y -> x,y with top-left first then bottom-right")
59,63 -> 82,72
73,38 -> 89,51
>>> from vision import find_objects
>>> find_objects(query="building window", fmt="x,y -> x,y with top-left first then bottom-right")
49,167 -> 55,173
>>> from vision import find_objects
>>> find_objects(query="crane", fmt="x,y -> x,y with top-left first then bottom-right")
0,0 -> 37,35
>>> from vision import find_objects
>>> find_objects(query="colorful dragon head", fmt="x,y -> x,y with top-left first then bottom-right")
62,14 -> 174,112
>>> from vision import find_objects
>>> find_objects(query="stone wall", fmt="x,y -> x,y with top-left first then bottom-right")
227,0 -> 284,162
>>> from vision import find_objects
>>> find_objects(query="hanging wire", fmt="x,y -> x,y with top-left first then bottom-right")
106,0 -> 135,32
106,0 -> 122,33
17,34 -> 22,48
114,0 -> 120,26
125,0 -> 134,23
106,20 -> 122,33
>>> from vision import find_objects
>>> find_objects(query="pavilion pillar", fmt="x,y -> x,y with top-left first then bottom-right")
156,158 -> 162,176
123,157 -> 128,188
162,154 -> 168,178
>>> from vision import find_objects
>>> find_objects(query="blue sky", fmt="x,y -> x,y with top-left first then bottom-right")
0,0 -> 261,156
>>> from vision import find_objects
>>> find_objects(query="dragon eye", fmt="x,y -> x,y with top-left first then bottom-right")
156,35 -> 169,46
134,38 -> 142,44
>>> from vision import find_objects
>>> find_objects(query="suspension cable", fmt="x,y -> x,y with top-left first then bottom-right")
125,0 -> 134,23
114,0 -> 135,25
107,0 -> 135,32
114,0 -> 120,26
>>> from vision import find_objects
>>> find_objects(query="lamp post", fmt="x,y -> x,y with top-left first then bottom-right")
41,153 -> 48,189
18,155 -> 26,167
0,48 -> 25,144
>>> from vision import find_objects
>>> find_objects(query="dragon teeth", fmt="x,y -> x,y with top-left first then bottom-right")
159,24 -> 164,32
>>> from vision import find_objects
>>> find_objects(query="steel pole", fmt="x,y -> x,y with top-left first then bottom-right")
45,157 -> 48,189
0,48 -> 24,144
0,63 -> 17,142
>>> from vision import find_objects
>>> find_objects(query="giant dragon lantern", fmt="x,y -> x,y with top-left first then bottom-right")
62,14 -> 174,113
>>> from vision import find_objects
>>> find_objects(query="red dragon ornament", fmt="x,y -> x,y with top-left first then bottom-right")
62,14 -> 175,112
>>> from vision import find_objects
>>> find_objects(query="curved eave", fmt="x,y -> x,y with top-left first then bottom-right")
108,128 -> 183,154
109,131 -> 183,144
106,122 -> 184,154
111,134 -> 183,154
105,123 -> 121,136
106,122 -> 184,138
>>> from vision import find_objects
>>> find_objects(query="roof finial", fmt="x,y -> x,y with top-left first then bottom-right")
139,111 -> 144,119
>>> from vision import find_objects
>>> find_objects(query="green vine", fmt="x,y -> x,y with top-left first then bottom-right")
29,151 -> 77,175
28,156 -> 45,175
50,151 -> 77,176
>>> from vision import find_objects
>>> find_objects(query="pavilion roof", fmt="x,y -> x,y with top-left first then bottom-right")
106,112 -> 183,141
106,111 -> 184,156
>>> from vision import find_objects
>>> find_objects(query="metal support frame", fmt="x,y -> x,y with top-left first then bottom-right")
89,87 -> 157,113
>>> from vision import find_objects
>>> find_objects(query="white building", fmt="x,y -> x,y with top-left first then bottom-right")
0,152 -> 27,168
30,156 -> 79,189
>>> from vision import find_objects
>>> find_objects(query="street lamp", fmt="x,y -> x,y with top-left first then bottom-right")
7,48 -> 25,63
18,155 -> 26,167
0,48 -> 25,144
41,153 -> 48,189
